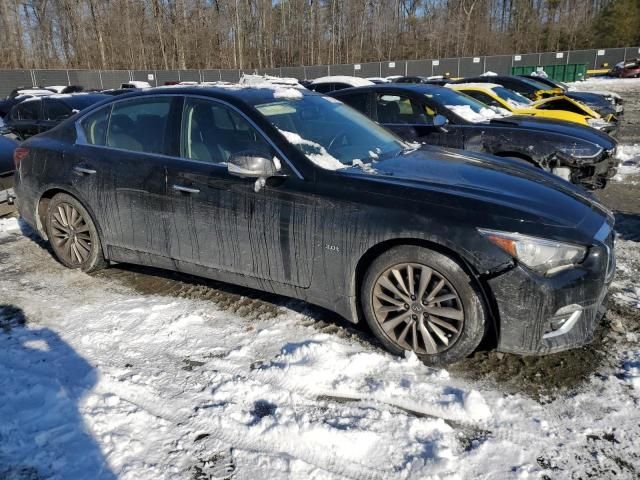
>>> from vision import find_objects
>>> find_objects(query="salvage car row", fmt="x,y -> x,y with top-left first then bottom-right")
6,76 -> 617,366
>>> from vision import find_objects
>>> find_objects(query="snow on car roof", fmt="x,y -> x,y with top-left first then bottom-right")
16,89 -> 54,97
447,82 -> 502,90
310,76 -> 374,87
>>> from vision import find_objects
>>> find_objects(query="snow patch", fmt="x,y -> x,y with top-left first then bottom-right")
277,129 -> 345,170
446,104 -> 506,123
613,144 -> 640,181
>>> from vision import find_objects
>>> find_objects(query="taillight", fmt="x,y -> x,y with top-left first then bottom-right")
13,147 -> 28,169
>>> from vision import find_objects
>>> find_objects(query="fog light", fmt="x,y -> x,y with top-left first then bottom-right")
543,304 -> 582,339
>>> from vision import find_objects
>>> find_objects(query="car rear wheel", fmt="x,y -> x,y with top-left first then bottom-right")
45,193 -> 107,272
361,246 -> 486,365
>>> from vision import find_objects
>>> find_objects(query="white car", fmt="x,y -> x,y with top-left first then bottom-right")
308,76 -> 374,93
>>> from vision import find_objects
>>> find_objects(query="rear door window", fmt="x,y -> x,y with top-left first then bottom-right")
80,106 -> 111,146
106,97 -> 172,154
339,92 -> 369,115
311,83 -> 332,94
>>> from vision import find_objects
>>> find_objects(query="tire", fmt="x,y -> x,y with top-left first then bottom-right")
45,193 -> 107,273
361,245 -> 486,366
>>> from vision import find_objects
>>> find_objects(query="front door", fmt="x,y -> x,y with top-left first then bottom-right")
374,92 -> 465,148
164,96 -> 315,288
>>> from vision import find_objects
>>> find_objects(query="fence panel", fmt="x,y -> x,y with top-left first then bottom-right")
406,60 -> 431,76
219,69 -> 241,82
67,70 -> 102,90
329,64 -> 354,76
567,50 -> 596,69
354,62 -> 380,78
179,70 -> 201,82
281,66 -> 305,79
483,56 -> 512,75
380,60 -> 406,78
433,58 -> 458,77
131,70 -> 157,86
305,65 -> 329,79
33,69 -> 69,87
201,69 -> 221,82
95,70 -> 130,89
625,47 -> 640,61
155,70 -> 181,85
0,70 -> 34,97
597,48 -> 627,69
458,57 -> 484,77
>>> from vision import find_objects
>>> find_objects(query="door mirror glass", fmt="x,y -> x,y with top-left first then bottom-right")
227,151 -> 280,178
433,114 -> 448,128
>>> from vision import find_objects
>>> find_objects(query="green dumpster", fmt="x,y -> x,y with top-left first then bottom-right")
511,64 -> 586,82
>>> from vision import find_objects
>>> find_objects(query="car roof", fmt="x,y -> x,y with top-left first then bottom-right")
310,76 -> 374,87
97,85 -> 318,105
330,83 -> 445,95
449,82 -> 501,90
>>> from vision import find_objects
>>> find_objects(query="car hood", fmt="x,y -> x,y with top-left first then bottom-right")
488,115 -> 616,149
340,146 -> 610,231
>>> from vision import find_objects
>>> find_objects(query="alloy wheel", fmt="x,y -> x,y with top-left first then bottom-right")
49,202 -> 93,265
372,262 -> 464,354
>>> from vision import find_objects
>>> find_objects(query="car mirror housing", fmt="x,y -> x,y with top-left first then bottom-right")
227,151 -> 280,179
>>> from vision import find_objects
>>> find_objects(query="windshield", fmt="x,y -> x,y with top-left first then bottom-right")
252,95 -> 408,170
427,88 -> 506,123
492,86 -> 531,106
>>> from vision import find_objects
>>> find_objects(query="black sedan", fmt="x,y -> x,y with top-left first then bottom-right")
330,83 -> 618,189
4,93 -> 109,140
14,86 -> 614,364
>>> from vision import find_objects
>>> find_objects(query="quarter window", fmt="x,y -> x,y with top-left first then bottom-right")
181,97 -> 271,164
106,97 -> 172,154
80,106 -> 110,146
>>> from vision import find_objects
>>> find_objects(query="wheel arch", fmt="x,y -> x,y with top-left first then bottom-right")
36,186 -> 109,260
351,237 -> 500,345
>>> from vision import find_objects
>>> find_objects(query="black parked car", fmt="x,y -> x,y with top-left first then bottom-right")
330,84 -> 618,189
519,74 -> 623,119
14,86 -> 614,364
394,76 -> 450,86
0,135 -> 16,192
4,94 -> 109,140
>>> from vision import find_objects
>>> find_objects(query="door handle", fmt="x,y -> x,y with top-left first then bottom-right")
73,166 -> 97,175
172,184 -> 200,194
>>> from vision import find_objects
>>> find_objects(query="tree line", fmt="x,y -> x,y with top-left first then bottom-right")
0,0 -> 638,71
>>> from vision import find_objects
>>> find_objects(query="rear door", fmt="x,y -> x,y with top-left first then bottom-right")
163,95 -> 315,288
71,96 -> 179,259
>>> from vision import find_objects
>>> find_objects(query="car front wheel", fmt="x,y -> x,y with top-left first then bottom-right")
45,193 -> 107,272
361,245 -> 487,365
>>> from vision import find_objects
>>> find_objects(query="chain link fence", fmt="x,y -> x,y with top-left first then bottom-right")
1,46 -> 639,98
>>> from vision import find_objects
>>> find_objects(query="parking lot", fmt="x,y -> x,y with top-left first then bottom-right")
1,78 -> 639,479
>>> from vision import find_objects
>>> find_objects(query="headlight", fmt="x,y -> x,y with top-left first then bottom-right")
478,229 -> 587,276
587,118 -> 609,130
555,144 -> 602,160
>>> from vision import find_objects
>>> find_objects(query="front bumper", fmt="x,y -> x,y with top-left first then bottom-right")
564,151 -> 619,190
488,224 -> 614,355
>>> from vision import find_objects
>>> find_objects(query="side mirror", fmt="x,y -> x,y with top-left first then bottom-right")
227,151 -> 280,179
432,114 -> 449,132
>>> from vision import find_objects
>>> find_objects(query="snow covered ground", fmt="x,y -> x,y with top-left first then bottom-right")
1,78 -> 640,480
1,216 -> 639,480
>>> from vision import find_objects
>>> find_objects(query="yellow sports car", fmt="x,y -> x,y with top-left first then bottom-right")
447,83 -> 615,132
